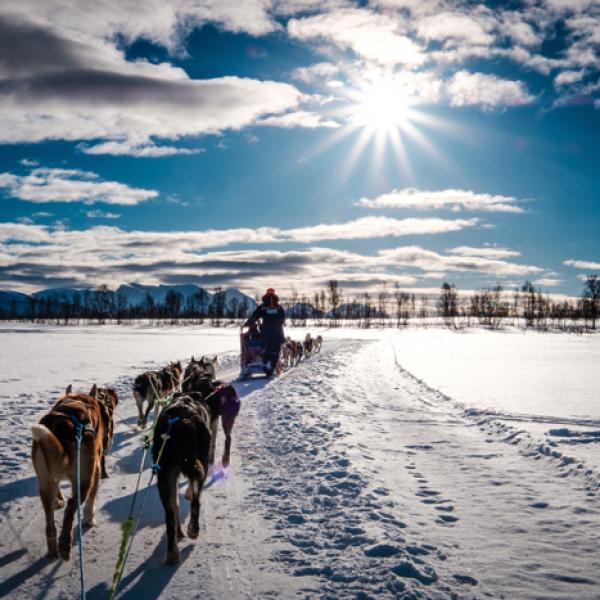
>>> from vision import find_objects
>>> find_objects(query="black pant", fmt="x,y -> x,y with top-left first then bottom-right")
263,333 -> 283,370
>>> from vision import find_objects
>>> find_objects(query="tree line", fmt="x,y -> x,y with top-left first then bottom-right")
0,285 -> 250,325
2,275 -> 599,331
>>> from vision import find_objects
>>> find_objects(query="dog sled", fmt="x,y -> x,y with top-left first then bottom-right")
239,324 -> 281,379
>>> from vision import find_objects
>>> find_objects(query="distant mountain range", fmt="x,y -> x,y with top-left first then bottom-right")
0,284 -> 257,317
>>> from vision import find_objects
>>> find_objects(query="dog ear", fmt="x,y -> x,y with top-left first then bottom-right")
213,356 -> 218,364
89,384 -> 97,398
65,384 -> 72,395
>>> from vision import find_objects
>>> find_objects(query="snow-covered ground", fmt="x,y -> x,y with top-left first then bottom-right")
1,323 -> 599,599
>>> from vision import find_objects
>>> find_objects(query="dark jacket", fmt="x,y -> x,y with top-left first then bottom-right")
245,293 -> 285,346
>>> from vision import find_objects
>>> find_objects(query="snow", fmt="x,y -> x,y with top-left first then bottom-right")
1,323 -> 600,599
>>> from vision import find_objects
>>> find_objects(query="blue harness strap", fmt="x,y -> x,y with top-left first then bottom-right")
151,416 -> 181,473
69,414 -> 86,599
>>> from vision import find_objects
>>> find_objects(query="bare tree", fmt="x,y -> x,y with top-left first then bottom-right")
95,284 -> 113,324
438,282 -> 458,326
165,289 -> 183,321
521,280 -> 537,328
362,292 -> 372,329
377,284 -> 388,327
582,274 -> 600,329
143,292 -> 155,323
211,286 -> 226,326
328,280 -> 341,326
193,289 -> 209,320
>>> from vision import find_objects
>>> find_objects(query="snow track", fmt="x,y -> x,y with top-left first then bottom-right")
1,326 -> 600,599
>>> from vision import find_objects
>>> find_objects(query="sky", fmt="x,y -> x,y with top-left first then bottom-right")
0,0 -> 599,299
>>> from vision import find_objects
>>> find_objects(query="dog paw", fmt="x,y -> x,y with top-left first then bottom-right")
58,544 -> 71,561
176,528 -> 186,541
165,549 -> 180,565
187,525 -> 199,540
101,471 -> 109,480
82,518 -> 96,529
221,455 -> 230,468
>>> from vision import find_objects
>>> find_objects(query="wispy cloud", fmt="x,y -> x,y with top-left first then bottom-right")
80,141 -> 204,158
291,62 -> 340,83
357,188 -> 525,213
0,168 -> 158,205
445,71 -> 535,110
533,277 -> 563,286
86,210 -> 121,219
448,246 -> 521,258
256,111 -> 340,128
0,221 -> 542,293
288,9 -> 426,67
564,258 -> 600,270
378,246 -> 542,276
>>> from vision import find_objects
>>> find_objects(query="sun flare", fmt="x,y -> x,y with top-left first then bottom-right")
351,80 -> 413,133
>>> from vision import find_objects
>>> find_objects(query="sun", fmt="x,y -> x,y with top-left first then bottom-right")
302,71 -> 462,183
350,79 -> 413,133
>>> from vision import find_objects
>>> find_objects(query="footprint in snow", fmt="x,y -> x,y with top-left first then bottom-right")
391,560 -> 438,585
436,514 -> 459,525
453,573 -> 478,586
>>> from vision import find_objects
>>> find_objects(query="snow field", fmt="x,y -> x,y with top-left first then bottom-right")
1,324 -> 599,599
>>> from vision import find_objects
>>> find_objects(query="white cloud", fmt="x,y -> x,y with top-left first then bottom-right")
554,69 -> 586,87
0,13 -> 317,155
448,246 -> 521,259
0,216 -> 477,255
0,222 -> 52,242
280,216 -> 478,242
0,168 -> 158,205
19,158 -> 39,167
86,210 -> 121,219
291,62 -> 340,83
357,188 -> 525,213
80,141 -> 204,157
1,0 -> 278,51
533,278 -> 563,286
0,220 -> 545,293
415,10 -> 496,47
378,246 -> 542,276
564,259 -> 600,270
288,9 -> 425,66
256,110 -> 341,128
446,70 -> 535,109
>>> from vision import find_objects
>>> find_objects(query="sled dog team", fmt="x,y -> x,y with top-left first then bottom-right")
281,332 -> 323,369
30,355 -> 240,565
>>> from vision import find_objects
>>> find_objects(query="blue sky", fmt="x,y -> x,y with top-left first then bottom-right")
0,0 -> 598,298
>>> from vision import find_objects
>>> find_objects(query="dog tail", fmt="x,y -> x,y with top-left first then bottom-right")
31,424 -> 69,472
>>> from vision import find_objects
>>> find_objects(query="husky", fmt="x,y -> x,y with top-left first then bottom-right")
95,387 -> 118,479
179,378 -> 240,467
133,370 -> 162,428
292,340 -> 303,364
31,384 -> 105,560
153,394 -> 212,564
303,333 -> 314,359
159,361 -> 183,395
184,355 -> 218,383
133,362 -> 182,428
282,338 -> 294,369
313,335 -> 323,353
